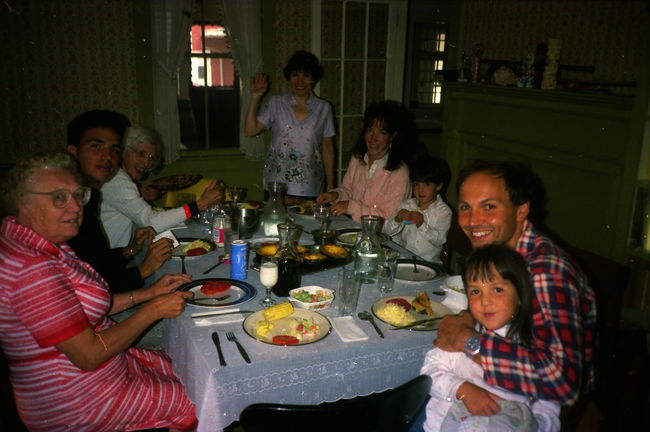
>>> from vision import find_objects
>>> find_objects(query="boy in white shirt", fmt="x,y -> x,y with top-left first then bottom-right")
384,155 -> 452,263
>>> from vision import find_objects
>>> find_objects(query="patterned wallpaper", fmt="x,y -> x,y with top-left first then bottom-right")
273,0 -> 311,94
457,0 -> 648,91
0,0 -> 139,163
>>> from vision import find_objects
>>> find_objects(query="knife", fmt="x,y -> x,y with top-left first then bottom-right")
211,332 -> 227,366
389,316 -> 443,330
192,310 -> 255,319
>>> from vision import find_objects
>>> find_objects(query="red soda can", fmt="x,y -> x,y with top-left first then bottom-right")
230,240 -> 248,280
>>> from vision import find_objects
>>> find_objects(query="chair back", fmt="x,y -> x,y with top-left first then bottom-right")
239,375 -> 432,432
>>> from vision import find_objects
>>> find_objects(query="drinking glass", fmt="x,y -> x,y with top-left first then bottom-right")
338,267 -> 361,315
377,249 -> 399,294
259,257 -> 279,307
232,187 -> 247,206
313,204 -> 330,230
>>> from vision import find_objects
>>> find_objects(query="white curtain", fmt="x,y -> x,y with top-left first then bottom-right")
221,0 -> 265,159
151,0 -> 193,164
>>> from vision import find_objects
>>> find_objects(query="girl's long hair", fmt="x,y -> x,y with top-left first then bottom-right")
462,244 -> 534,348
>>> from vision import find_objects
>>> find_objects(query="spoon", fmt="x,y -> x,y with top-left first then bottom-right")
412,255 -> 419,274
358,311 -> 384,338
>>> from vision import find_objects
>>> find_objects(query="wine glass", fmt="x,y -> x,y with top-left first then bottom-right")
259,257 -> 278,307
313,204 -> 330,230
232,187 -> 247,207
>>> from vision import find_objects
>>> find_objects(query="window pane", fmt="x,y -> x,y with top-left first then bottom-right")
320,60 -> 341,109
321,0 -> 342,58
366,61 -> 385,104
342,60 -> 364,115
367,3 -> 388,59
345,2 -> 365,58
191,25 -> 203,53
204,25 -> 229,54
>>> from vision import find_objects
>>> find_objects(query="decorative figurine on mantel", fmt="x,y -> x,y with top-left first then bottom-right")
470,43 -> 484,83
517,53 -> 535,88
541,39 -> 562,90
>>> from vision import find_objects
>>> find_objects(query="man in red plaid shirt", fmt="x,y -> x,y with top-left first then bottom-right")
436,160 -> 596,407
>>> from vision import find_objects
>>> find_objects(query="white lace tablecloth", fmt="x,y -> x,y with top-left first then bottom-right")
160,216 -> 448,431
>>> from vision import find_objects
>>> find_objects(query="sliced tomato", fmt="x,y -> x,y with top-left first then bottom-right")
386,298 -> 412,312
200,280 -> 231,295
272,335 -> 299,345
186,247 -> 207,256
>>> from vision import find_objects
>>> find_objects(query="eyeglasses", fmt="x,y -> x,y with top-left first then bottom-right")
128,146 -> 158,163
24,187 -> 91,209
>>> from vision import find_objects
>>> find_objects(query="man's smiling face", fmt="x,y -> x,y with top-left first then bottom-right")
67,126 -> 121,188
457,172 -> 529,249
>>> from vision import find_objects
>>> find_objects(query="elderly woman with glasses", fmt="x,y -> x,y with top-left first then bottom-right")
0,152 -> 197,431
100,126 -> 222,248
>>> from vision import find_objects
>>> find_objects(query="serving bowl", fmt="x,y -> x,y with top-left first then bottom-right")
289,286 -> 334,310
233,206 -> 262,239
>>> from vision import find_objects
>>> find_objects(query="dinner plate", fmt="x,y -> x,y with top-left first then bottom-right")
394,259 -> 445,283
336,228 -> 390,246
180,278 -> 256,307
371,296 -> 452,331
171,237 -> 217,259
242,309 -> 331,345
289,206 -> 314,217
148,174 -> 203,191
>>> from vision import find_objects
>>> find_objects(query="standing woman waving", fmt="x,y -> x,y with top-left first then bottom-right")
245,50 -> 336,205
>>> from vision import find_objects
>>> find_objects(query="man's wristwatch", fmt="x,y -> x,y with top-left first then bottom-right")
463,335 -> 481,358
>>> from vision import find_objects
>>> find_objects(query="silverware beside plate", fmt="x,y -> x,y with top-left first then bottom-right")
390,316 -> 443,330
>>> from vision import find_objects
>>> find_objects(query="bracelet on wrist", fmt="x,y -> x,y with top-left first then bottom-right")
129,292 -> 136,307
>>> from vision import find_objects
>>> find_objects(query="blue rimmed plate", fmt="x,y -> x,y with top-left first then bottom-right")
180,278 -> 256,308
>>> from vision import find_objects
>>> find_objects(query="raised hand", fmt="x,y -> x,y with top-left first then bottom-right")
250,73 -> 269,98
197,180 -> 224,211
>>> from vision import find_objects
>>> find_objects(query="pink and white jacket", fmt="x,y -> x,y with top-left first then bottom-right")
331,156 -> 410,223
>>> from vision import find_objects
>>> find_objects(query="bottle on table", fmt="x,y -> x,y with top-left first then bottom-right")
353,215 -> 384,284
262,181 -> 288,237
271,223 -> 302,297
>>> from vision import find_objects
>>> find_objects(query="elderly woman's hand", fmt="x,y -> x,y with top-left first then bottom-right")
147,273 -> 193,298
250,73 -> 269,98
316,191 -> 338,205
197,180 -> 224,211
138,237 -> 173,278
143,291 -> 194,320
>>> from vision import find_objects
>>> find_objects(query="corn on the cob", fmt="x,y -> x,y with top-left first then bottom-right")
262,301 -> 294,321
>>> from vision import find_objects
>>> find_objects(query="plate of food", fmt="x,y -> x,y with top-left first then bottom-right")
148,174 -> 203,191
394,259 -> 445,283
372,292 -> 452,331
171,237 -> 217,259
253,241 -> 310,257
289,199 -> 315,216
243,301 -> 331,345
180,278 -> 256,307
336,228 -> 390,246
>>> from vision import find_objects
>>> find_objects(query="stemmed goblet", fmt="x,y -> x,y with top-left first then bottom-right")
259,256 -> 278,307
313,204 -> 331,230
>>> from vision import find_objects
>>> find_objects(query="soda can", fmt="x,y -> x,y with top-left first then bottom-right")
230,240 -> 248,280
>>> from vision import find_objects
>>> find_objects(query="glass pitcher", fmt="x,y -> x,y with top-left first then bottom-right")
272,223 -> 303,297
353,215 -> 385,283
262,182 -> 288,237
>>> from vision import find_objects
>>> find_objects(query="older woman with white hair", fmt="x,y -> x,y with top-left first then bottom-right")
101,126 -> 222,247
0,152 -> 197,431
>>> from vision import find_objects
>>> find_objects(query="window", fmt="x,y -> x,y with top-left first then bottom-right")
314,0 -> 407,184
409,21 -> 448,107
178,1 -> 239,150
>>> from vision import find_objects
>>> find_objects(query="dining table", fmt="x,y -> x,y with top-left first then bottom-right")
156,211 -> 460,432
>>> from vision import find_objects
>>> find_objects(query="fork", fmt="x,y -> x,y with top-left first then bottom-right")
226,331 -> 251,364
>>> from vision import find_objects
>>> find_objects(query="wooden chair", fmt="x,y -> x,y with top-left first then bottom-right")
561,246 -> 635,431
239,375 -> 432,432
440,212 -> 472,275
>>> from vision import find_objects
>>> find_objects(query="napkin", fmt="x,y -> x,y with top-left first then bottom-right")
331,316 -> 368,342
441,276 -> 468,314
192,308 -> 245,326
154,230 -> 180,247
